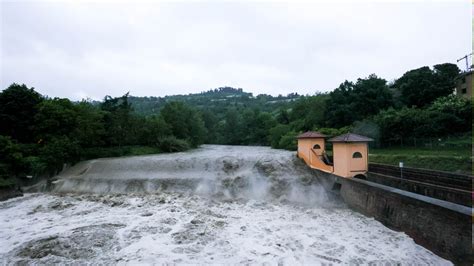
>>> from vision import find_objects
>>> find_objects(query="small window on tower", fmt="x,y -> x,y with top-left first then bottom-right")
313,144 -> 321,149
352,152 -> 363,158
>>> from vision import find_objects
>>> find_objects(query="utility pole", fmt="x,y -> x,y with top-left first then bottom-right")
457,53 -> 473,71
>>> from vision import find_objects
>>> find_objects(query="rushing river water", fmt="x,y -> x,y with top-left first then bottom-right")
0,145 -> 450,264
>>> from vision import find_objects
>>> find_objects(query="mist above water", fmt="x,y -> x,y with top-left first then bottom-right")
50,145 -> 338,206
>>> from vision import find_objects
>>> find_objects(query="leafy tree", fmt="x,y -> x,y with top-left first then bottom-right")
433,63 -> 461,93
34,98 -> 77,141
101,93 -> 133,146
39,136 -> 81,175
72,101 -> 106,148
277,131 -> 298,150
157,136 -> 190,152
201,110 -> 219,144
325,75 -> 393,127
0,135 -> 25,178
160,101 -> 206,147
137,115 -> 171,146
0,84 -> 43,142
276,108 -> 290,125
316,127 -> 351,138
427,95 -> 471,133
289,94 -> 328,131
240,109 -> 276,145
394,64 -> 460,108
324,81 -> 356,128
220,108 -> 242,145
352,74 -> 393,118
269,124 -> 291,148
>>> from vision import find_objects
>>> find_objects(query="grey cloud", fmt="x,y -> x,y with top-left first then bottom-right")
1,1 -> 471,100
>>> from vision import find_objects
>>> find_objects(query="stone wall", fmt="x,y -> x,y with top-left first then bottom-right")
339,177 -> 472,265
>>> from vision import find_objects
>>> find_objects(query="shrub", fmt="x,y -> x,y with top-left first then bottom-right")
157,136 -> 190,152
277,131 -> 298,151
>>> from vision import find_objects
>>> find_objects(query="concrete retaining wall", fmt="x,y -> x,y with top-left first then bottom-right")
339,177 -> 472,265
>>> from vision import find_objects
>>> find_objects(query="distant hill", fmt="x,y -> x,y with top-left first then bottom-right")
127,87 -> 302,116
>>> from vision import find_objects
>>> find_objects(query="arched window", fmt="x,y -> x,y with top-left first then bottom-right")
352,152 -> 363,158
313,144 -> 321,149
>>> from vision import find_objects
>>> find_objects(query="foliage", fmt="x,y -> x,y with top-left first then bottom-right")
394,63 -> 460,108
289,94 -> 328,131
39,136 -> 81,175
315,127 -> 352,138
0,178 -> 16,188
0,61 -> 471,179
72,101 -> 106,147
325,75 -> 393,127
0,135 -> 25,178
372,95 -> 471,145
269,124 -> 292,148
156,136 -> 191,152
0,84 -> 43,143
101,93 -> 134,146
81,146 -> 161,160
160,101 -> 206,147
35,98 -> 77,141
277,131 -> 298,151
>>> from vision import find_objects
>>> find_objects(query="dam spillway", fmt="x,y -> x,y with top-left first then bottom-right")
0,145 -> 450,264
50,145 -> 334,204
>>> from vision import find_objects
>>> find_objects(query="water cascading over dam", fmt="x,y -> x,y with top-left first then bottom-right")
0,145 -> 450,264
50,145 -> 336,205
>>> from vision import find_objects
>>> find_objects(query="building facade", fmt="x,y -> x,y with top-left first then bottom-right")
454,70 -> 472,99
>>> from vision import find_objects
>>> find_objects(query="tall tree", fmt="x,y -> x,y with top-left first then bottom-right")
325,75 -> 393,127
220,108 -> 242,145
160,101 -> 206,147
101,93 -> 133,146
394,64 -> 460,108
0,84 -> 43,142
34,98 -> 77,142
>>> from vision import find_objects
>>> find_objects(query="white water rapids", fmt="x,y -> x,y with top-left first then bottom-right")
0,145 -> 450,264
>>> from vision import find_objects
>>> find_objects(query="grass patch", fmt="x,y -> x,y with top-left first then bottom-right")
368,148 -> 472,174
369,146 -> 471,157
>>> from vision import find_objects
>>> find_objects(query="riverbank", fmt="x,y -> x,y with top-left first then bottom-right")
0,185 -> 23,201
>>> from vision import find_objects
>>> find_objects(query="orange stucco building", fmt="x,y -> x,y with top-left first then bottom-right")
328,133 -> 373,178
297,132 -> 373,178
296,132 -> 333,173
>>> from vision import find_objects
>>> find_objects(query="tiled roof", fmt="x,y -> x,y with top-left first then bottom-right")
296,131 -> 327,139
328,133 -> 373,142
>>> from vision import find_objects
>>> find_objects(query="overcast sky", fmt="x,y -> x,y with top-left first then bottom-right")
0,0 -> 471,100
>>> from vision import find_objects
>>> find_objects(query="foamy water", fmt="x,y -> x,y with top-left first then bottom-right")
0,145 -> 451,264
0,193 -> 449,264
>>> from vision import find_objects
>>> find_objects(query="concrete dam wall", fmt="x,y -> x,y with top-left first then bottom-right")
49,145 -> 338,206
338,177 -> 472,264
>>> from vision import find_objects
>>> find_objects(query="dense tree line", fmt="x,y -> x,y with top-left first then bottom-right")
0,84 -> 207,180
0,62 -> 470,182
